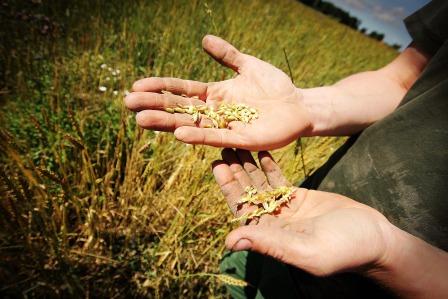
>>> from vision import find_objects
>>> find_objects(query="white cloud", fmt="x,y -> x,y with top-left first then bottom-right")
343,0 -> 366,10
373,5 -> 406,23
342,0 -> 406,24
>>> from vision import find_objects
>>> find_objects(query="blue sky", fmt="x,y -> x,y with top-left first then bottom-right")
327,0 -> 430,49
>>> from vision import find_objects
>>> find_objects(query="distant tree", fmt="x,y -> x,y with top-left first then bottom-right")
300,0 -> 320,6
391,43 -> 402,50
298,0 -> 389,41
368,31 -> 385,42
297,0 -> 360,30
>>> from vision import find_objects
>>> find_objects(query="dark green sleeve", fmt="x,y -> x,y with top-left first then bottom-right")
404,0 -> 448,55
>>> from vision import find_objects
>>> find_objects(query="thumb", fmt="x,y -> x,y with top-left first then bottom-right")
202,35 -> 247,73
225,225 -> 304,265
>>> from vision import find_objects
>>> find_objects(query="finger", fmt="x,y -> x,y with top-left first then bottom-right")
236,149 -> 270,191
258,151 -> 291,188
136,110 -> 212,132
212,160 -> 245,215
125,92 -> 206,112
225,225 -> 307,267
202,35 -> 247,73
174,126 -> 245,148
132,77 -> 209,99
221,148 -> 253,189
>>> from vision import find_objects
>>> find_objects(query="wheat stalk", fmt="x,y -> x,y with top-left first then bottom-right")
215,274 -> 249,287
179,273 -> 250,287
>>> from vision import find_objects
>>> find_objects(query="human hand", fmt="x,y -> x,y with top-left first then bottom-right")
212,149 -> 396,276
125,35 -> 312,151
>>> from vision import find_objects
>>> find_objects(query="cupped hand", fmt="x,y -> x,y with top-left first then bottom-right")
125,35 -> 312,151
212,149 -> 396,276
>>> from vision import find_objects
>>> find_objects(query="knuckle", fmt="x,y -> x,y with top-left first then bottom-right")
185,80 -> 192,95
162,78 -> 174,91
201,130 -> 207,145
223,48 -> 238,64
232,168 -> 247,177
246,166 -> 259,175
220,177 -> 238,189
154,93 -> 165,108
260,180 -> 270,189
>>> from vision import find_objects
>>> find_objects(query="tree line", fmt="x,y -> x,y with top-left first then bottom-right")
298,0 -> 401,49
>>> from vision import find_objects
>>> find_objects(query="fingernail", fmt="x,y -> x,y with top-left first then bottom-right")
173,128 -> 185,140
132,80 -> 142,90
232,239 -> 252,251
123,94 -> 131,104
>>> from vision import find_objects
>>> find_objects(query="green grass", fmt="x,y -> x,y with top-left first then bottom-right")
0,0 -> 397,297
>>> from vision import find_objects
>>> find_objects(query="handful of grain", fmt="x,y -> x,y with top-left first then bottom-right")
232,186 -> 295,223
165,103 -> 259,129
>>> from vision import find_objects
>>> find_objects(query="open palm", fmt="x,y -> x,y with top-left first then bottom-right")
125,35 -> 312,151
212,149 -> 394,276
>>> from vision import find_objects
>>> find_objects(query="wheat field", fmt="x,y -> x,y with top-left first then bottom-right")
0,0 -> 397,297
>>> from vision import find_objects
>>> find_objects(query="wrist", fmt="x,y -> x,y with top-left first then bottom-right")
360,221 -> 411,295
297,86 -> 337,136
297,81 -> 384,136
365,220 -> 405,275
365,221 -> 448,298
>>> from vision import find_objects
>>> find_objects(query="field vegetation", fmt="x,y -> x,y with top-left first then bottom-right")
0,0 -> 397,297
